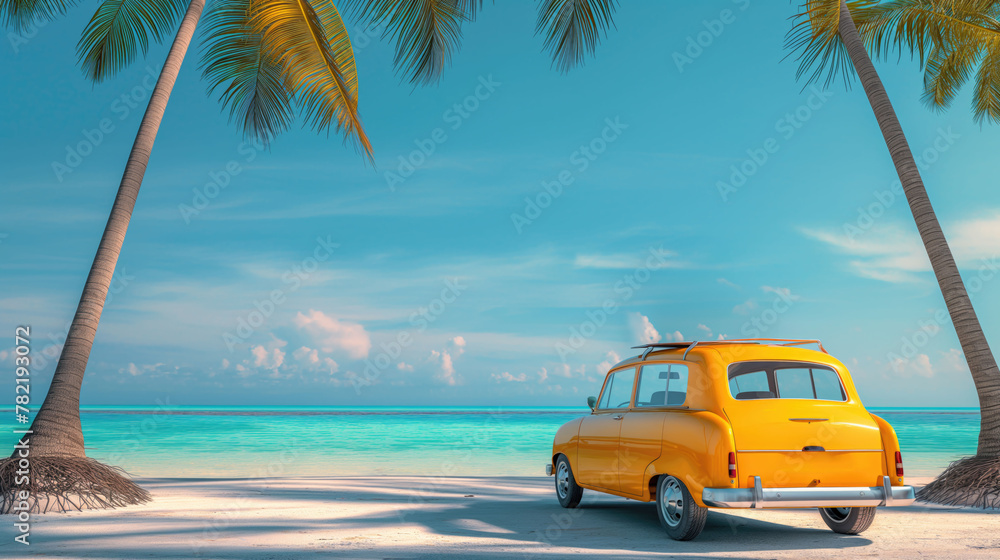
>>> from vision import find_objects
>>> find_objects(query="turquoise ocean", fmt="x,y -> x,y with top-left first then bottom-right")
1,407 -> 980,478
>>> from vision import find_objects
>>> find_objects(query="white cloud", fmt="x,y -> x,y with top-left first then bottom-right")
697,324 -> 712,337
597,351 -> 621,375
553,363 -> 573,378
430,349 -> 458,386
762,286 -> 801,301
294,309 -> 371,359
121,362 -> 165,376
397,362 -> 414,372
492,371 -> 527,382
889,353 -> 934,378
628,313 -> 661,345
718,278 -> 741,290
663,330 -> 685,342
450,336 -> 466,356
323,357 -> 339,373
733,299 -> 758,315
942,348 -> 967,373
0,350 -> 7,362
293,346 -> 320,365
251,345 -> 285,370
802,215 -> 1000,283
537,367 -> 548,383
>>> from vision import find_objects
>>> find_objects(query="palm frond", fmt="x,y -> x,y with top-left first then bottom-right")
252,0 -> 372,159
858,0 -> 1000,122
786,0 -> 878,88
77,0 -> 186,82
921,41 -> 979,109
0,0 -> 80,32
201,0 -> 295,146
344,0 -> 469,85
972,39 -> 1000,122
535,0 -> 616,73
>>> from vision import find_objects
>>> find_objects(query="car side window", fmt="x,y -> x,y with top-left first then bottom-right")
635,364 -> 688,407
597,367 -> 636,410
729,369 -> 771,399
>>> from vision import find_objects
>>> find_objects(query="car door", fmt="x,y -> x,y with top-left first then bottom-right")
577,367 -> 636,491
618,363 -> 689,496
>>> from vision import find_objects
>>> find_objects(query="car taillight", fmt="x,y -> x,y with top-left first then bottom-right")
895,451 -> 904,477
728,452 -> 737,478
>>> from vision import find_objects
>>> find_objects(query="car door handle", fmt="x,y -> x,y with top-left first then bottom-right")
612,415 -> 624,420
789,418 -> 828,422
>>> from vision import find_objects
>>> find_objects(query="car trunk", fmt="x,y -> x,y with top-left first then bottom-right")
724,400 -> 886,488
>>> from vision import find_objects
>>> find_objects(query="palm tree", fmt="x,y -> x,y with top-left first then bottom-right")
0,0 -> 618,516
0,0 -> 370,513
788,0 -> 1000,508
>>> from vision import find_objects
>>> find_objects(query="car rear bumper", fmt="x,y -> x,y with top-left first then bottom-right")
702,476 -> 916,508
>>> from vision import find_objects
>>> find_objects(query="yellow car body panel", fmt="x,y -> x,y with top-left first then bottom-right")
550,341 -> 912,509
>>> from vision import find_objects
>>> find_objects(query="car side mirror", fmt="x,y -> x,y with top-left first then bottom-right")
587,396 -> 597,411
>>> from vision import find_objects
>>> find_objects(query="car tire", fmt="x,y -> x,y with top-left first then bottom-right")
819,506 -> 877,534
554,455 -> 583,508
656,475 -> 708,540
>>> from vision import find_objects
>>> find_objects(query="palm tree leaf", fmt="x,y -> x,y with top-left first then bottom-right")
858,0 -> 1000,122
535,0 -> 616,73
344,0 -> 469,85
201,0 -> 295,146
921,40 -> 980,109
0,0 -> 80,32
972,39 -> 1000,122
786,0 -> 879,88
252,0 -> 372,159
77,0 -> 187,82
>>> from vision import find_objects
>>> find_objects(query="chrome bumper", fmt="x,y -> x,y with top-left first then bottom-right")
702,476 -> 916,509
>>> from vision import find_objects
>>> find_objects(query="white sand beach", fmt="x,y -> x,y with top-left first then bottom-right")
0,476 -> 997,559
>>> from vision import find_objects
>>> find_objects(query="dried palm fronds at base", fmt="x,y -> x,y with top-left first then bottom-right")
918,455 -> 1000,510
0,456 -> 150,514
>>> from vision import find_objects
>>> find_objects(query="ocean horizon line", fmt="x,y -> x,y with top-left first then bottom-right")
0,404 -> 983,416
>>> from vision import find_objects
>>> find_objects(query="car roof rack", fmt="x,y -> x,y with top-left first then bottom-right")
632,338 -> 827,361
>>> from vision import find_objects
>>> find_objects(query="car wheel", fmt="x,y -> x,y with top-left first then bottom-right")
819,506 -> 877,534
554,455 -> 583,508
656,475 -> 707,540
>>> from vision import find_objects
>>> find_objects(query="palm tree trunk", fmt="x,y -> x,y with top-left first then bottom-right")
19,0 -> 206,458
837,0 -> 1000,458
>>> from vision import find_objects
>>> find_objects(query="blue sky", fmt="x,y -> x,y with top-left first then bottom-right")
2,0 -> 998,407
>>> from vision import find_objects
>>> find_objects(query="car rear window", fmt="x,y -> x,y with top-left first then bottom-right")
728,361 -> 846,401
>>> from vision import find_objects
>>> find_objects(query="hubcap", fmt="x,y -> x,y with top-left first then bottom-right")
826,507 -> 851,522
659,477 -> 684,527
556,463 -> 570,499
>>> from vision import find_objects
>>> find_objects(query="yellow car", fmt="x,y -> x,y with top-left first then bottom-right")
546,339 -> 915,540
